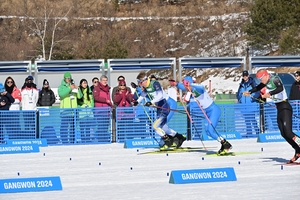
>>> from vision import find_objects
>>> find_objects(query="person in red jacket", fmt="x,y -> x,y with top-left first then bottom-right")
113,80 -> 133,107
92,75 -> 112,142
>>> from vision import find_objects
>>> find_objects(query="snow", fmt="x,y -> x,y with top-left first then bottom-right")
1,139 -> 299,199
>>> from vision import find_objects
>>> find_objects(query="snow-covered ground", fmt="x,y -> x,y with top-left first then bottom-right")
1,139 -> 299,200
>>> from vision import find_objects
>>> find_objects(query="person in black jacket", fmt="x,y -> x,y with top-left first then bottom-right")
0,82 -> 15,143
37,79 -> 56,106
289,71 -> 300,100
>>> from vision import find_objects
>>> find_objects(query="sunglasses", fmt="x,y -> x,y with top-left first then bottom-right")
6,81 -> 13,84
93,81 -> 99,83
120,84 -> 126,86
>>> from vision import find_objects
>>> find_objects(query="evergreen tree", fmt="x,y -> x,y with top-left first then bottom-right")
244,0 -> 299,53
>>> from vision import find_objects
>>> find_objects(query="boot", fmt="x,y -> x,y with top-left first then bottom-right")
287,152 -> 300,164
174,133 -> 186,148
160,135 -> 173,150
217,139 -> 232,155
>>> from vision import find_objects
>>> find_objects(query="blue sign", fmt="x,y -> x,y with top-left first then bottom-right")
124,139 -> 159,148
201,132 -> 241,141
0,144 -> 40,154
0,176 -> 62,193
169,167 -> 237,184
257,133 -> 285,142
6,139 -> 48,147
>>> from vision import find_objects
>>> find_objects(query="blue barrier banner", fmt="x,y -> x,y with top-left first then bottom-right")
257,133 -> 285,142
0,144 -> 40,154
169,167 -> 237,184
202,132 -> 242,141
6,139 -> 48,147
124,139 -> 159,148
0,176 -> 62,193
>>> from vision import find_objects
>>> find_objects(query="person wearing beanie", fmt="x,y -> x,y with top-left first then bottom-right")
113,80 -> 133,107
111,75 -> 131,104
289,71 -> 300,100
236,70 -> 260,135
0,82 -> 15,143
244,69 -> 300,164
21,75 -> 39,111
58,72 -> 83,144
37,79 -> 56,107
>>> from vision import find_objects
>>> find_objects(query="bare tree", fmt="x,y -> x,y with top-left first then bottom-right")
27,4 -> 71,60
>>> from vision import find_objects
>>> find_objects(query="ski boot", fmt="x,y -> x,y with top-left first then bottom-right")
287,152 -> 300,164
217,139 -> 232,155
174,133 -> 186,148
159,135 -> 173,150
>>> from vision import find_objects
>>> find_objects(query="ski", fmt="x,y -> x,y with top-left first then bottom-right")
206,151 -> 261,156
138,146 -> 213,155
281,162 -> 300,166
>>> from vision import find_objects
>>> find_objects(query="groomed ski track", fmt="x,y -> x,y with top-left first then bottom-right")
1,138 -> 299,199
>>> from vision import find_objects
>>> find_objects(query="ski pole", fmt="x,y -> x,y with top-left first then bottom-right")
187,88 -> 223,139
177,93 -> 207,150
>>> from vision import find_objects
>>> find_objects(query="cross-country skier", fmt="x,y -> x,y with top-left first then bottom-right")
134,71 -> 186,150
171,76 -> 232,155
244,69 -> 300,164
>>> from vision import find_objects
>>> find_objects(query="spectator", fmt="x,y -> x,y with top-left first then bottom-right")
113,80 -> 133,107
37,79 -> 56,107
77,79 -> 94,142
4,77 -> 21,110
0,83 -> 15,143
90,77 -> 99,91
111,75 -> 131,106
21,75 -> 39,110
93,75 -> 112,142
58,72 -> 83,144
236,70 -> 260,135
289,71 -> 300,100
21,76 -> 39,136
4,76 -> 22,140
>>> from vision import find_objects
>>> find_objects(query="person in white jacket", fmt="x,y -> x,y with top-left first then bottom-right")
21,76 -> 39,135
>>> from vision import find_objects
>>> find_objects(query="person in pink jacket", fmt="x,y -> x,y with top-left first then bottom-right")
92,75 -> 112,142
4,77 -> 22,139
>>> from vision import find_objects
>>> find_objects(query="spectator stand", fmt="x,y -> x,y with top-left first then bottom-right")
107,58 -> 181,142
0,61 -> 38,143
35,59 -> 110,145
249,56 -> 300,135
178,57 -> 250,140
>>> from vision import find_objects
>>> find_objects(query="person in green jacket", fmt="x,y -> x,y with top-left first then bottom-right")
58,72 -> 82,144
77,78 -> 94,142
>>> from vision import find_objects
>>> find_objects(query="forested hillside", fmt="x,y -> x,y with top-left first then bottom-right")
0,0 -> 252,61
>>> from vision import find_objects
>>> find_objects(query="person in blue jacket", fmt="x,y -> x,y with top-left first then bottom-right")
173,76 -> 232,155
236,70 -> 260,135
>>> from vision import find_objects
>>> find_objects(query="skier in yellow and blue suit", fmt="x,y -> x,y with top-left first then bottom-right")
133,71 -> 185,150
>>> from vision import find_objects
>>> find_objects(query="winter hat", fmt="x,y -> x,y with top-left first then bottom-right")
64,72 -> 72,79
119,80 -> 126,86
43,79 -> 49,85
256,70 -> 269,79
27,75 -> 34,80
242,70 -> 249,77
0,96 -> 7,103
183,76 -> 193,87
0,82 -> 5,93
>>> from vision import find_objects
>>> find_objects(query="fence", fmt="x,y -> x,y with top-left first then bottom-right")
1,101 -> 300,145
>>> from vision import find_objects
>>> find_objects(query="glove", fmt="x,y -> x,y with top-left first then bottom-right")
169,79 -> 177,86
132,101 -> 139,106
131,82 -> 137,89
144,102 -> 152,107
